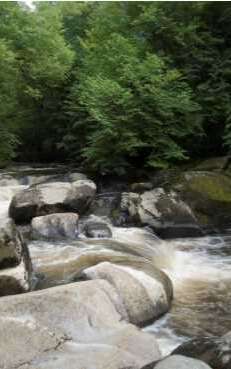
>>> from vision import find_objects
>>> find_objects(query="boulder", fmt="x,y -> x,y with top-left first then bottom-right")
17,224 -> 32,241
130,182 -> 153,193
172,331 -> 231,369
19,341 -> 154,369
153,355 -> 212,369
121,189 -> 203,238
0,280 -> 161,369
0,259 -> 32,296
0,218 -> 23,268
9,179 -> 96,224
173,171 -> 231,228
67,171 -> 88,182
26,171 -> 88,186
32,213 -> 79,240
120,192 -> 140,225
0,218 -> 32,295
88,192 -> 123,225
195,156 -> 230,171
82,217 -> 112,238
82,261 -> 172,326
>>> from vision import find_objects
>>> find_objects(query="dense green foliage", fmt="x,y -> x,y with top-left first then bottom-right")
0,2 -> 231,173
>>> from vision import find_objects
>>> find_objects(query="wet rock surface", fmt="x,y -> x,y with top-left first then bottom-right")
29,228 -> 166,291
0,218 -> 23,268
172,171 -> 231,229
32,213 -> 79,240
172,332 -> 231,369
0,280 -> 161,369
0,218 -> 32,296
149,170 -> 231,230
9,179 -> 96,224
83,261 -> 172,326
153,355 -> 212,369
82,217 -> 112,238
120,189 -> 203,238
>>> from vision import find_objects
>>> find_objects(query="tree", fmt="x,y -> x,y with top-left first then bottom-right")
66,3 -> 200,174
0,2 -> 74,162
0,37 -> 20,165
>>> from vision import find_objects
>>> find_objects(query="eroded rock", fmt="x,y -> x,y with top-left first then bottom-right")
172,332 -> 231,369
121,189 -> 202,238
0,218 -> 32,295
172,171 -> 231,228
0,280 -> 161,369
153,355 -> 212,369
82,217 -> 112,238
32,213 -> 79,240
83,261 -> 172,326
9,180 -> 96,224
0,218 -> 23,268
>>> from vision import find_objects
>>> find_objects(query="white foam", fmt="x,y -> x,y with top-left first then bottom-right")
0,185 -> 27,218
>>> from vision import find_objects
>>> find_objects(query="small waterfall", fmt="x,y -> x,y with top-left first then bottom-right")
145,235 -> 231,355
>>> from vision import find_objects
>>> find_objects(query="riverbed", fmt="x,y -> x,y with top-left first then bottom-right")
1,165 -> 231,357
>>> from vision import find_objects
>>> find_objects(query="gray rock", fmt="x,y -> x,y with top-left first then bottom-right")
32,213 -> 79,240
88,192 -> 122,225
172,332 -> 231,369
83,218 -> 112,238
83,261 -> 172,326
150,170 -> 231,229
130,182 -> 153,192
0,218 -> 23,268
0,280 -> 161,369
139,189 -> 203,238
0,258 -> 32,296
195,156 -> 230,171
9,179 -> 96,224
67,172 -> 88,182
172,171 -> 231,229
121,189 -> 203,238
24,171 -> 87,186
0,218 -> 32,295
17,224 -> 32,241
154,355 -> 212,369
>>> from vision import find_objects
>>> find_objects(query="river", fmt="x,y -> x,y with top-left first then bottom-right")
1,165 -> 231,357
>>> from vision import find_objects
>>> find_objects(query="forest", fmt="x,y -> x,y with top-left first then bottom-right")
1,1 -> 231,174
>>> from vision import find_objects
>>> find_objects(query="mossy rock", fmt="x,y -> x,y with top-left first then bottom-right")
173,171 -> 231,228
0,160 -> 9,169
195,156 -> 230,171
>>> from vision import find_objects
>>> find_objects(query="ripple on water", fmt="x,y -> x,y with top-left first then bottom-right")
0,175 -> 231,358
146,235 -> 231,355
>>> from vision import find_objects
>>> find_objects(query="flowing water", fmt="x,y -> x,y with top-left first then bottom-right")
0,166 -> 231,357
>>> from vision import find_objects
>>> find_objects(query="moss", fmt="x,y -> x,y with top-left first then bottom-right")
185,173 -> 231,202
111,208 -> 120,220
195,157 -> 229,171
196,213 -> 210,225
0,160 -> 8,169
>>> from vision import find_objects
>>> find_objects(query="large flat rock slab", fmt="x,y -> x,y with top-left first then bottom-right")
0,280 -> 161,369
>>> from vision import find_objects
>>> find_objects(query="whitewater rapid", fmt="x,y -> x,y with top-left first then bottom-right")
1,167 -> 231,356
